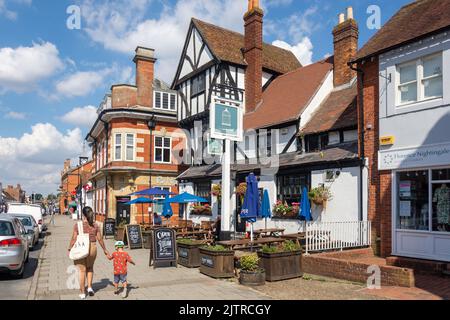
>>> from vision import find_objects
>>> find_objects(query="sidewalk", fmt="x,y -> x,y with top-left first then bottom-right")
31,215 -> 269,300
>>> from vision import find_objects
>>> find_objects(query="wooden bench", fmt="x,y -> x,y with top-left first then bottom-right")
253,228 -> 285,238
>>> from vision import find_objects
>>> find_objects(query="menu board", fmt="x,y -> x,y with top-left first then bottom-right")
152,228 -> 177,268
125,225 -> 143,250
104,218 -> 115,238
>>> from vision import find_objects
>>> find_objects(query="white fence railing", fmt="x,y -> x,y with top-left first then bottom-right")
305,221 -> 372,254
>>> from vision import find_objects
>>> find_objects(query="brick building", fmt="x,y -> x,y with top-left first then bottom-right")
352,0 -> 450,263
3,184 -> 26,203
86,47 -> 183,225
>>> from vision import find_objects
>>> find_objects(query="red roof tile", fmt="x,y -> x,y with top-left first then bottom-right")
244,57 -> 333,130
355,0 -> 450,61
302,83 -> 357,135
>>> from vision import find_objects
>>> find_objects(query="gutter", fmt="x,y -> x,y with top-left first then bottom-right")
348,61 -> 365,222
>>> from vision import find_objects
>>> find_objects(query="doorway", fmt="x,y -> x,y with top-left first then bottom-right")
116,196 -> 131,225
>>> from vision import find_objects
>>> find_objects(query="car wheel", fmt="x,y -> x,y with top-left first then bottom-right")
11,262 -> 25,279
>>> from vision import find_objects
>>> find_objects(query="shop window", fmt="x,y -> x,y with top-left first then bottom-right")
397,170 -> 429,231
277,173 -> 310,206
431,169 -> 450,232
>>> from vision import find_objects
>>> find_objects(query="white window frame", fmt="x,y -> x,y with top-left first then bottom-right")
154,91 -> 177,111
114,133 -> 122,161
396,52 -> 443,107
154,136 -> 172,164
125,133 -> 136,162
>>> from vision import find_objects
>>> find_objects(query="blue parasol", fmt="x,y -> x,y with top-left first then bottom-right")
125,197 -> 154,225
240,173 -> 259,241
300,187 -> 312,221
260,189 -> 271,230
165,192 -> 208,221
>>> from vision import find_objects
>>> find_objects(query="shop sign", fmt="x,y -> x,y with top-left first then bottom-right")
379,142 -> 450,170
380,136 -> 395,146
210,100 -> 243,142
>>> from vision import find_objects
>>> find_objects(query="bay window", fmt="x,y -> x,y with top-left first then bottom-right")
397,52 -> 443,106
126,134 -> 135,161
114,134 -> 122,161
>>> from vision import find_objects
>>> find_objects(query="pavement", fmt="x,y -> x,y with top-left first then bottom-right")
30,215 -> 270,300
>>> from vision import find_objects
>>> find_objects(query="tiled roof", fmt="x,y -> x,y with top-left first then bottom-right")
355,0 -> 450,61
192,18 -> 302,74
302,83 -> 357,135
244,57 -> 334,130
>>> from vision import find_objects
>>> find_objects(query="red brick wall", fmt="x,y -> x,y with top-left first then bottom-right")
333,19 -> 359,87
136,58 -> 154,108
111,85 -> 138,109
359,56 -> 392,257
244,9 -> 263,113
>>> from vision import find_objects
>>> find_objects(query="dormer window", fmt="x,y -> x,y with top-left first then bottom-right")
154,91 -> 176,111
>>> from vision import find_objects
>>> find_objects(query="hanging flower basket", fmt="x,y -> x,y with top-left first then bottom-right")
191,204 -> 212,216
309,186 -> 332,209
273,201 -> 300,219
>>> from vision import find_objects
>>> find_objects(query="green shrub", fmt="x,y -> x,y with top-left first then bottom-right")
177,238 -> 197,245
202,245 -> 228,252
261,245 -> 279,254
261,241 -> 301,254
282,240 -> 301,252
240,254 -> 260,272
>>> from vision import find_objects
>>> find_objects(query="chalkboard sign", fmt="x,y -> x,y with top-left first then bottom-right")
104,218 -> 115,238
125,225 -> 143,250
151,228 -> 177,269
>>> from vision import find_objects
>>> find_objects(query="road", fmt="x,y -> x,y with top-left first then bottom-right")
0,227 -> 45,300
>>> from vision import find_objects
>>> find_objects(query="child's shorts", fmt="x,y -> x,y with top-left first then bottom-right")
114,274 -> 127,284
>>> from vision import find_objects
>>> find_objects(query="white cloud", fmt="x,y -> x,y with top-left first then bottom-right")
4,111 -> 26,119
79,0 -> 247,82
0,0 -> 31,20
0,42 -> 63,93
272,38 -> 313,66
60,105 -> 97,128
55,68 -> 112,98
0,122 -> 85,194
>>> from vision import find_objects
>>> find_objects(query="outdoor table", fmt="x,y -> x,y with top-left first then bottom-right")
253,228 -> 285,238
217,237 -> 286,250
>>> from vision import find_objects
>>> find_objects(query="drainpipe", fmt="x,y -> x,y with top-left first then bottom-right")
100,120 -> 109,220
349,61 -> 365,222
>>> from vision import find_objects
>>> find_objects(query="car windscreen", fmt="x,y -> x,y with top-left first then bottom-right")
0,221 -> 15,236
17,217 -> 32,227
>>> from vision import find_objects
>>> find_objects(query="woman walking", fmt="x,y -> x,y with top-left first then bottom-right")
68,207 -> 109,299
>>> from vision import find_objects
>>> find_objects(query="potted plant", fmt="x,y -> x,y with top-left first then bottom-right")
273,201 -> 299,219
177,238 -> 207,268
308,186 -> 333,208
199,245 -> 234,278
115,219 -> 128,241
258,240 -> 303,282
239,254 -> 265,286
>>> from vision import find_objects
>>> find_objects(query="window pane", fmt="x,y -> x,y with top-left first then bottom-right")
155,92 -> 161,109
115,146 -> 121,160
115,134 -> 121,145
126,146 -> 133,160
163,93 -> 169,109
163,138 -> 171,148
155,137 -> 163,147
399,64 -> 417,84
432,183 -> 450,232
423,76 -> 443,98
397,171 -> 429,231
433,169 -> 450,181
126,134 -> 134,145
163,149 -> 171,163
399,82 -> 417,104
423,55 -> 442,78
170,94 -> 176,110
155,149 -> 162,162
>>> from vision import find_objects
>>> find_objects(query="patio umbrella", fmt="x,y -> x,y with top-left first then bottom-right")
125,197 -> 154,225
161,200 -> 174,226
300,187 -> 312,221
129,187 -> 175,196
260,189 -> 272,230
240,173 -> 259,242
165,192 -> 208,220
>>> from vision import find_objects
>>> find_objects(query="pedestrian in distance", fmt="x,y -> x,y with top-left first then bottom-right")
153,212 -> 162,226
49,205 -> 56,226
68,206 -> 109,300
107,241 -> 135,298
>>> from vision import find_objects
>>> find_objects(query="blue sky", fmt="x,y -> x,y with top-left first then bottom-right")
0,0 -> 412,194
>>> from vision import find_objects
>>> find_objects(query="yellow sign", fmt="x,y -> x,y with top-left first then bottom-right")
380,136 -> 395,146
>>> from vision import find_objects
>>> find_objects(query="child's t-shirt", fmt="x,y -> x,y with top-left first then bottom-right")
112,251 -> 132,275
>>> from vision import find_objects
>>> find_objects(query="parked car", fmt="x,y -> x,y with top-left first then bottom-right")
0,214 -> 30,278
6,203 -> 44,234
10,214 -> 39,250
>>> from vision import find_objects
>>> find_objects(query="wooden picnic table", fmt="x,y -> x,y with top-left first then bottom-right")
253,228 -> 285,238
217,237 -> 286,250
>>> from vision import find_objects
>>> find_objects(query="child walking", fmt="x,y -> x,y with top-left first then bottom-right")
107,241 -> 135,298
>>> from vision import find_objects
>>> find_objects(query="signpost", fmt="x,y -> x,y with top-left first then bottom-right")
151,227 -> 177,269
125,224 -> 143,250
210,85 -> 244,241
104,218 -> 116,239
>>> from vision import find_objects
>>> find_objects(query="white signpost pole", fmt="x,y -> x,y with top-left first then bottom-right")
221,139 -> 232,236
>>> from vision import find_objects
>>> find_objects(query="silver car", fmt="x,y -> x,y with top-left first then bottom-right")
10,214 -> 39,250
0,214 -> 30,278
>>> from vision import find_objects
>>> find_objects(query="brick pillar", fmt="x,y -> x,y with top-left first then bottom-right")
333,8 -> 359,87
134,47 -> 156,108
243,6 -> 264,113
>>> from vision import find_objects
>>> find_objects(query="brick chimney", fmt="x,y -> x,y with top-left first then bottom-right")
64,159 -> 71,172
244,0 -> 264,113
133,47 -> 157,108
332,7 -> 359,87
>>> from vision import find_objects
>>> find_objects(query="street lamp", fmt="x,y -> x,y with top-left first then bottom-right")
147,117 -> 157,224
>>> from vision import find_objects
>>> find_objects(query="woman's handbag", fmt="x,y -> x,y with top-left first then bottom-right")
69,221 -> 90,260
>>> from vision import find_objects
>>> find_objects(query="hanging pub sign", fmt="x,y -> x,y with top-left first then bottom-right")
104,218 -> 116,239
151,228 -> 177,269
210,98 -> 243,142
125,224 -> 143,250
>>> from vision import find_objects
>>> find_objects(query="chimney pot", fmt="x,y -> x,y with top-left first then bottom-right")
347,7 -> 354,20
338,13 -> 345,24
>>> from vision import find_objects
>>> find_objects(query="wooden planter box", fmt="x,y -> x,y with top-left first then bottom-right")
239,269 -> 266,286
199,248 -> 235,278
115,227 -> 126,241
177,242 -> 204,268
258,250 -> 303,282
